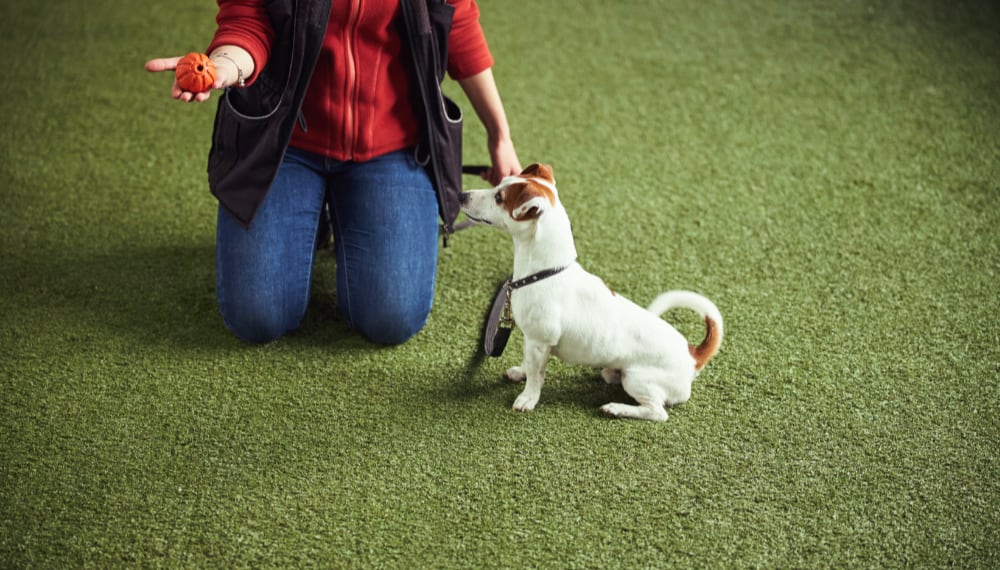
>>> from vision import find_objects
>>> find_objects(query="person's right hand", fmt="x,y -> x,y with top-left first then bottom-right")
144,55 -> 240,103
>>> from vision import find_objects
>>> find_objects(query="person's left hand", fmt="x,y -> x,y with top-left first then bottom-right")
483,137 -> 521,186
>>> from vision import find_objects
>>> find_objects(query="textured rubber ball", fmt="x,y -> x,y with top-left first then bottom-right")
175,52 -> 217,93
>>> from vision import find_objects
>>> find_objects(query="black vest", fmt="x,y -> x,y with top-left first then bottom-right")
207,0 -> 461,235
207,0 -> 333,227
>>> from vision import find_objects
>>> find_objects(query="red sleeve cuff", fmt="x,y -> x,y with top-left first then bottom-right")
207,0 -> 274,84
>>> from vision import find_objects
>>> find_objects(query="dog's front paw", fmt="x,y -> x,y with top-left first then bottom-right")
512,389 -> 540,412
505,366 -> 527,383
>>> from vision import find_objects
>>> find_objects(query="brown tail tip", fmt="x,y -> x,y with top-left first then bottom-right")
689,316 -> 722,371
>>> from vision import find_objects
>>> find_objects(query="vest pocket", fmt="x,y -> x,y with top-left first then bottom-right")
208,94 -> 291,225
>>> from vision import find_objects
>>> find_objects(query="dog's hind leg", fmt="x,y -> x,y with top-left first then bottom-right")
601,368 -> 623,384
599,367 -> 672,421
600,402 -> 669,422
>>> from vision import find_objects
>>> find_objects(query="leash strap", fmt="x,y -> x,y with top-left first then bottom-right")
481,262 -> 574,357
462,165 -> 490,176
483,279 -> 514,357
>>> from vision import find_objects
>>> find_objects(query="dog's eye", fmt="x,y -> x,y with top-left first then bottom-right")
494,192 -> 503,205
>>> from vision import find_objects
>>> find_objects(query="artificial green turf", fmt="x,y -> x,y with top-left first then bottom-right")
2,0 -> 998,567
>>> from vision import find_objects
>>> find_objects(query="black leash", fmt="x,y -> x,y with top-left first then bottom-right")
483,262 -> 574,357
462,165 -> 490,177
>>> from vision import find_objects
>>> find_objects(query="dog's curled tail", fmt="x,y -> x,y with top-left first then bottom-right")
648,291 -> 723,371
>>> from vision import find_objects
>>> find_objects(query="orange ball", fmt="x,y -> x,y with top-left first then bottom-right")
175,52 -> 217,93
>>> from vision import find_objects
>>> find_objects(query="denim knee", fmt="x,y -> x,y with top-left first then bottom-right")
347,300 -> 431,346
220,301 -> 305,344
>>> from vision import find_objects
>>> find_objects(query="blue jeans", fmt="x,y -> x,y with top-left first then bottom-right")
215,147 -> 440,345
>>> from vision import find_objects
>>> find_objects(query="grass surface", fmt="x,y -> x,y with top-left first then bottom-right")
2,0 -> 999,567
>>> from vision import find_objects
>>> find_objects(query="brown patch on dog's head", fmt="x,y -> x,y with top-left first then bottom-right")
499,164 -> 557,221
502,182 -> 549,220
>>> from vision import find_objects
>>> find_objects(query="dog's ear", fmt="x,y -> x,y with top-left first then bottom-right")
512,196 -> 548,221
520,163 -> 554,185
506,179 -> 556,221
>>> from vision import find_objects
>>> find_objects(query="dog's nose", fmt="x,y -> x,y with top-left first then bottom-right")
458,192 -> 469,205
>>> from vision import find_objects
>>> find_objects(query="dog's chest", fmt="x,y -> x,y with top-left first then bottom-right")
511,279 -> 633,355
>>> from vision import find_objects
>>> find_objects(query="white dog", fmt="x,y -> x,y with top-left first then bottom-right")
459,164 -> 723,421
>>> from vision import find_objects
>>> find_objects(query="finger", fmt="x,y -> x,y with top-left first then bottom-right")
145,57 -> 182,73
171,82 -> 186,100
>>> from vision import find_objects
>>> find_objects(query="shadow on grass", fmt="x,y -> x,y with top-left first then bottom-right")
1,243 -> 357,353
441,349 -> 633,419
3,238 -> 642,417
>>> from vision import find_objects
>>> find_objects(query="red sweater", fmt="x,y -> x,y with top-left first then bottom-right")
208,0 -> 494,162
